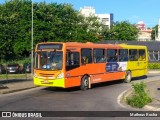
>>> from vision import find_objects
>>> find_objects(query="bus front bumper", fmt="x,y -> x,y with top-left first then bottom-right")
33,77 -> 65,88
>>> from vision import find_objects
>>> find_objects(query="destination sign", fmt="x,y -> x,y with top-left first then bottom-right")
37,44 -> 62,50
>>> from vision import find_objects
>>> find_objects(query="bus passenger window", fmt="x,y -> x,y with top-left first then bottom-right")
119,49 -> 128,62
129,49 -> 138,61
82,56 -> 88,64
66,52 -> 80,66
93,49 -> 106,63
81,48 -> 92,64
139,49 -> 146,61
107,49 -> 118,62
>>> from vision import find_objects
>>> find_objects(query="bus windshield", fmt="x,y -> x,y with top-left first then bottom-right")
35,51 -> 63,70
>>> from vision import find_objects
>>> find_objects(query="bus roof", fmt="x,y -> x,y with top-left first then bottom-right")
36,42 -> 147,49
65,42 -> 147,49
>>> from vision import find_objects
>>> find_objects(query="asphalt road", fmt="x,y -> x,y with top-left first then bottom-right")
0,73 -> 160,120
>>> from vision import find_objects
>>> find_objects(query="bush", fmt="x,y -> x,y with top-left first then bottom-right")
148,62 -> 160,69
127,82 -> 152,108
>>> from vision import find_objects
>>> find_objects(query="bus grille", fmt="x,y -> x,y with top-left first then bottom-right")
39,73 -> 54,77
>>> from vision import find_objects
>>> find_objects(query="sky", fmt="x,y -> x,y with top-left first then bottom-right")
1,0 -> 160,28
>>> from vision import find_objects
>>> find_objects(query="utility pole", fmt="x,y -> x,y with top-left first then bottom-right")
155,29 -> 157,40
158,19 -> 160,41
31,0 -> 34,76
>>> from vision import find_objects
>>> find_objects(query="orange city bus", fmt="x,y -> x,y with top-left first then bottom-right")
33,42 -> 148,90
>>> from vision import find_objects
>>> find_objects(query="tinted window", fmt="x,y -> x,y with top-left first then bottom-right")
81,49 -> 92,64
66,52 -> 80,71
66,52 -> 80,66
139,49 -> 146,61
93,49 -> 106,63
129,49 -> 138,61
107,49 -> 118,62
119,49 -> 128,62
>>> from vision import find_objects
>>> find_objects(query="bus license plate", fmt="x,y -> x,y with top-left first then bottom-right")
44,80 -> 49,83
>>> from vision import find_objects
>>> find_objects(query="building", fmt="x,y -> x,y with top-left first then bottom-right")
96,14 -> 113,29
138,29 -> 152,41
79,6 -> 95,17
79,6 -> 113,29
135,21 -> 152,41
157,19 -> 160,41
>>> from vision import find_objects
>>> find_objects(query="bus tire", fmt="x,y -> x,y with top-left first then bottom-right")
124,71 -> 132,83
80,75 -> 89,91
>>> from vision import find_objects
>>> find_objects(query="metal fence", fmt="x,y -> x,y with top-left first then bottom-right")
148,51 -> 160,62
0,73 -> 32,90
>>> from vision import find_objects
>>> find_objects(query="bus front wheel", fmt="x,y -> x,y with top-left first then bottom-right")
80,75 -> 89,91
124,71 -> 132,83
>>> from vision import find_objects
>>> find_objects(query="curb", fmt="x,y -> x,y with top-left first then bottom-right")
117,89 -> 132,109
0,86 -> 37,94
143,105 -> 160,111
148,71 -> 160,74
117,79 -> 160,111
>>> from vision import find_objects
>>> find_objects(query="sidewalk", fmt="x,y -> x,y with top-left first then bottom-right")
144,80 -> 160,111
0,79 -> 36,94
148,69 -> 160,74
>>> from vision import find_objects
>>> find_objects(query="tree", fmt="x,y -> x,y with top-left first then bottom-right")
0,0 -> 32,60
101,26 -> 112,40
0,0 -> 105,61
33,3 -> 103,43
151,25 -> 158,40
75,15 -> 104,42
104,21 -> 139,41
33,3 -> 79,43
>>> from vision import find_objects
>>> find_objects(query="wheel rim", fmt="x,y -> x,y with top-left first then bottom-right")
84,77 -> 88,87
126,72 -> 131,81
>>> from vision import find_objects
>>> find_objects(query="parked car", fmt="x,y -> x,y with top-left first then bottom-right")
22,63 -> 31,73
0,64 -> 5,74
6,64 -> 20,74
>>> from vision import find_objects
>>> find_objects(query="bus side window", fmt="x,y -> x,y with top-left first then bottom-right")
66,52 -> 80,66
82,56 -> 88,64
81,48 -> 92,64
66,52 -> 80,71
94,49 -> 106,63
129,49 -> 138,61
119,49 -> 128,62
139,49 -> 146,61
107,49 -> 118,62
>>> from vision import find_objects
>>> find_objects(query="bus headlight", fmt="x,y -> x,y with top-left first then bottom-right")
57,73 -> 64,79
34,73 -> 38,78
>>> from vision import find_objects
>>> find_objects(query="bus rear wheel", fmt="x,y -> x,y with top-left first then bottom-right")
124,71 -> 132,83
80,75 -> 89,91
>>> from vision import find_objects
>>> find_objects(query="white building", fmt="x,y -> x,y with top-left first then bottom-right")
135,21 -> 152,41
79,6 -> 113,29
96,14 -> 113,29
79,6 -> 95,17
157,19 -> 160,41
